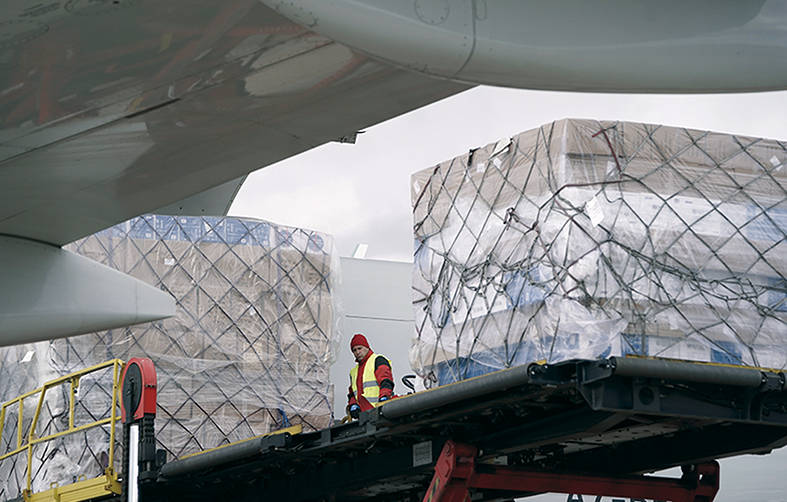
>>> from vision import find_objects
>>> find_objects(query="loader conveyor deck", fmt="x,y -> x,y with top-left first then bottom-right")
141,357 -> 787,501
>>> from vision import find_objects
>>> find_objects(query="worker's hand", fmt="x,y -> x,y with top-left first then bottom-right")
379,396 -> 389,402
349,404 -> 361,419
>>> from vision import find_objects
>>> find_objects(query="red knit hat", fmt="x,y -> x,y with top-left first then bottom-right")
350,333 -> 370,349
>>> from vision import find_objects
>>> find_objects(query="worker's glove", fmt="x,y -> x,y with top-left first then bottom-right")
349,404 -> 361,419
379,396 -> 389,402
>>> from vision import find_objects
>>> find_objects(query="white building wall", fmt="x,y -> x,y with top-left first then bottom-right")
331,257 -> 415,419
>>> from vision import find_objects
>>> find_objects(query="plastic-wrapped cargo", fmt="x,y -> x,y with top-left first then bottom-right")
0,215 -> 339,499
411,119 -> 786,386
0,357 -> 122,501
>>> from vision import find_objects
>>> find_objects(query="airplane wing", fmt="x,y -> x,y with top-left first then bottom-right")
0,1 -> 469,245
0,1 -> 469,345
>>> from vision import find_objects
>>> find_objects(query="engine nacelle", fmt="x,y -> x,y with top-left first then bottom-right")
0,235 -> 175,346
262,0 -> 786,93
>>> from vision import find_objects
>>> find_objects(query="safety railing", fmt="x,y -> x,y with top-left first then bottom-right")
0,359 -> 124,501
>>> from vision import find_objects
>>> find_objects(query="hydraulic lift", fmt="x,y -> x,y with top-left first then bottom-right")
424,441 -> 718,502
3,356 -> 785,502
136,357 -> 786,502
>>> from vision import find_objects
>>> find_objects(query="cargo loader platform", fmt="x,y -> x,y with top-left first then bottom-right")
3,357 -> 785,502
145,357 -> 787,502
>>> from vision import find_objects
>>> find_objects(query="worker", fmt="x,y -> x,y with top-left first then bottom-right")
347,333 -> 394,419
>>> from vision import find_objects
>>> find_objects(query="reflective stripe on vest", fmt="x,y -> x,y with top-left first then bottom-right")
349,352 -> 389,408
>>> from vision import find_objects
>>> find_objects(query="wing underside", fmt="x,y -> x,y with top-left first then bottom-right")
0,0 -> 468,246
0,1 -> 468,345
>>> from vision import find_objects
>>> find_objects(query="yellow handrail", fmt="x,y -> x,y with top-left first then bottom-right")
0,359 -> 125,499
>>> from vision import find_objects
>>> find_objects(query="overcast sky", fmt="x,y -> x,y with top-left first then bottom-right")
229,85 -> 787,262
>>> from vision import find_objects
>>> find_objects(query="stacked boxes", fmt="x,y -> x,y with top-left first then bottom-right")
0,215 -> 338,498
411,119 -> 786,385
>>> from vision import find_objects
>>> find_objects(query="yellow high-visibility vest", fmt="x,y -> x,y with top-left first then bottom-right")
349,352 -> 389,407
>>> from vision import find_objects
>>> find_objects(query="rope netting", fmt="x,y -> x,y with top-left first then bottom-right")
1,215 -> 339,497
411,119 -> 786,386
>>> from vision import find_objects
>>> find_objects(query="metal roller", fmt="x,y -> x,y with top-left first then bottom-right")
159,434 -> 288,479
380,365 -> 532,420
610,357 -> 765,388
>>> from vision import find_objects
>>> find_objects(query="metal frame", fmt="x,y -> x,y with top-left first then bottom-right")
423,441 -> 719,502
146,358 -> 786,502
0,359 -> 124,501
23,473 -> 121,502
3,357 -> 785,502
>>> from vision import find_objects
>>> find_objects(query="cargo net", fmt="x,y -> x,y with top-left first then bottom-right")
0,214 -> 339,496
0,358 -> 121,500
411,119 -> 786,386
60,215 -> 338,458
